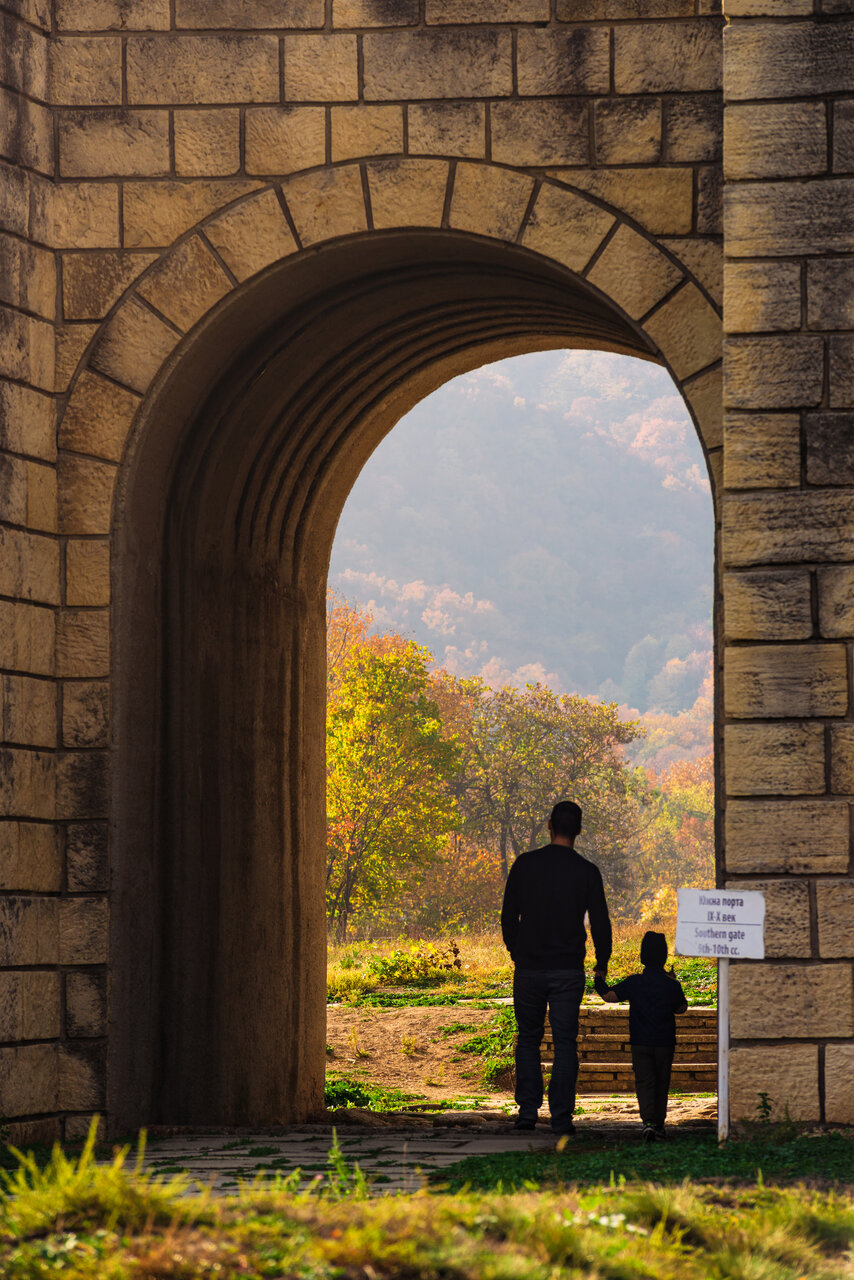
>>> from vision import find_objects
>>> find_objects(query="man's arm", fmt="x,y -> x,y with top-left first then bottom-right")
593,973 -> 620,1003
500,863 -> 520,957
588,865 -> 612,974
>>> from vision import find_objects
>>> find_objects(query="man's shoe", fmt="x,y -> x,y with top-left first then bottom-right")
513,1117 -> 536,1130
642,1124 -> 657,1143
654,1126 -> 667,1141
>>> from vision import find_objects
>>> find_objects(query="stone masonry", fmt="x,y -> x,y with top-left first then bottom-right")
0,0 -> 851,1138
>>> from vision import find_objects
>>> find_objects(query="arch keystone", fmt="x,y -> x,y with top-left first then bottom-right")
586,223 -> 683,321
522,182 -> 614,273
449,161 -> 533,242
366,157 -> 448,229
281,164 -> 367,245
204,189 -> 297,281
136,235 -> 232,333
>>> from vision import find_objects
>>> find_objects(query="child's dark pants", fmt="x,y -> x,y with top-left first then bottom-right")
630,1045 -> 675,1129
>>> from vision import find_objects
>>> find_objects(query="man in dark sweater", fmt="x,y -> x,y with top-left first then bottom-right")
501,800 -> 612,1137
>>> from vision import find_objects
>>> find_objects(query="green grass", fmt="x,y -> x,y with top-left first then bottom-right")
3,1125 -> 854,1279
324,1073 -> 420,1111
429,1130 -> 854,1193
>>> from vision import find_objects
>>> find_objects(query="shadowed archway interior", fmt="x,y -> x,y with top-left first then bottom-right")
113,230 -> 681,1130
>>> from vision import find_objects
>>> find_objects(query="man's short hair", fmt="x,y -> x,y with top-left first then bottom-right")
640,930 -> 668,969
550,800 -> 582,839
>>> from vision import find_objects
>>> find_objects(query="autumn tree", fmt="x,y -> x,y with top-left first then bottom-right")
326,639 -> 460,939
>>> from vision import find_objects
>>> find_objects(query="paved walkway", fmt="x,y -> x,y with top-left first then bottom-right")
142,1095 -> 716,1196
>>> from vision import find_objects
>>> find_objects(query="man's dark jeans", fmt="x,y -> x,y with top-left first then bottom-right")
513,967 -> 586,1133
631,1045 -> 675,1129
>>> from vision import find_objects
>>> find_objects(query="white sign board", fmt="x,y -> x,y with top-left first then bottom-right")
675,888 -> 765,960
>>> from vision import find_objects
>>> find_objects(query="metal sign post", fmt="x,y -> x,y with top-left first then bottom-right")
674,887 -> 765,1144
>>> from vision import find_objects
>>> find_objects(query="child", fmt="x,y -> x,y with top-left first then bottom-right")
594,931 -> 688,1141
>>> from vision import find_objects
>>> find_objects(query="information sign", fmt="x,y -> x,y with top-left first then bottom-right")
675,887 -> 765,960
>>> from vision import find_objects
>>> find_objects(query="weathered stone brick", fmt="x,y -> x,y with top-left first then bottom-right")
0,821 -> 60,891
558,0 -> 694,14
50,37 -> 122,106
63,681 -> 109,749
724,644 -> 848,720
730,1045 -> 818,1123
55,324 -> 98,391
0,674 -> 56,748
523,182 -> 614,273
831,725 -> 854,794
594,98 -> 661,166
448,162 -> 531,244
65,540 -> 109,607
725,879 -> 810,958
696,162 -> 722,235
0,306 -> 54,391
204,190 -> 297,282
724,336 -> 823,410
724,723 -> 825,796
516,28 -> 610,96
819,567 -> 854,640
724,261 -> 800,334
285,34 -> 358,101
51,183 -> 120,249
553,168 -> 693,236
137,235 -> 232,332
723,414 -> 800,490
806,413 -> 854,486
663,95 -> 721,163
0,382 -> 56,462
66,971 -> 107,1037
59,897 -> 108,964
59,1043 -> 106,1110
122,179 -> 260,248
408,103 -> 485,159
59,109 -> 170,179
0,1043 -> 58,1117
816,882 -> 854,959
56,610 -> 109,679
282,165 -> 367,245
56,0 -> 170,28
829,337 -> 854,409
127,35 -> 279,105
0,971 -> 60,1040
366,158 -> 447,230
492,101 -> 589,167
644,285 -> 720,380
587,225 -> 681,321
0,233 -> 55,320
684,365 -> 722,451
56,753 -> 109,821
614,22 -> 721,94
62,251 -> 155,322
723,490 -> 854,566
60,372 -> 140,462
0,896 -> 58,964
334,0 -> 418,24
332,106 -> 403,162
724,22 -> 854,100
0,748 -> 55,819
725,180 -> 854,258
724,570 -> 812,642
363,30 -> 512,100
3,0 -> 50,29
427,0 -> 548,18
835,99 -> 854,174
177,0 -> 324,25
725,0 -> 812,11
807,258 -> 854,330
731,963 -> 853,1039
245,107 -> 326,174
66,822 -> 108,892
174,109 -> 240,177
0,456 -> 56,533
89,296 -> 180,394
0,528 -> 59,605
725,102 -> 827,181
0,600 -> 55,677
826,1044 -> 854,1124
58,455 -> 117,536
0,85 -> 53,176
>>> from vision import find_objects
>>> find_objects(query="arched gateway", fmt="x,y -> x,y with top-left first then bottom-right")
1,1 -> 853,1138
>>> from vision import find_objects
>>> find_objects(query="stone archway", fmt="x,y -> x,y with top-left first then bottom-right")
58,163 -> 722,1129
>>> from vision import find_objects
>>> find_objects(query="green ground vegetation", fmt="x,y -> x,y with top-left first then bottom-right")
2,1125 -> 854,1279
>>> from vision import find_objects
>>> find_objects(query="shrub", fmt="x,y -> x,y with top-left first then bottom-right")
366,939 -> 462,986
